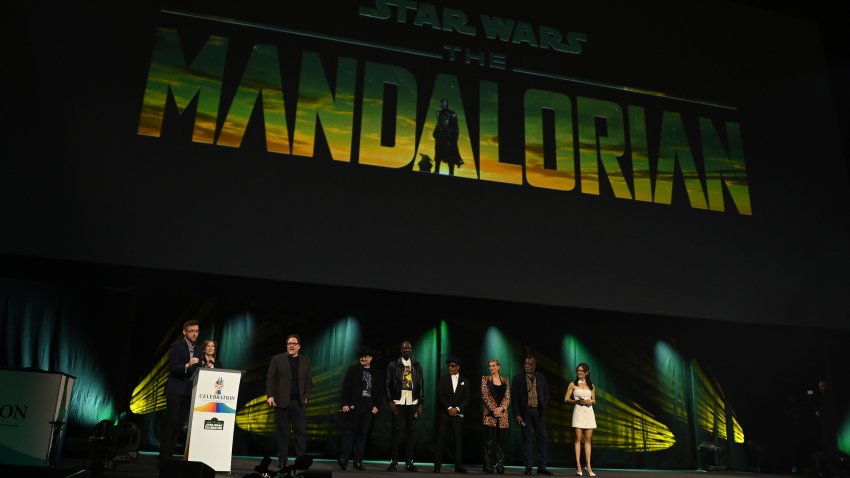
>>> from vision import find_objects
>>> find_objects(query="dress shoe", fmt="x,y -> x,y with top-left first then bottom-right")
405,461 -> 418,472
483,465 -> 494,474
433,464 -> 441,473
585,468 -> 596,477
525,467 -> 533,475
539,468 -> 554,476
337,458 -> 348,470
575,469 -> 583,477
387,460 -> 399,472
353,460 -> 365,471
455,466 -> 468,474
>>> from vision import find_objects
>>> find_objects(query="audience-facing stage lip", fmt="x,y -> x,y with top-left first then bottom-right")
1,453 -> 804,478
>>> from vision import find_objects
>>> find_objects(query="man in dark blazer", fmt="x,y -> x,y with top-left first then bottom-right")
512,356 -> 553,475
159,320 -> 201,467
266,334 -> 313,469
434,358 -> 469,473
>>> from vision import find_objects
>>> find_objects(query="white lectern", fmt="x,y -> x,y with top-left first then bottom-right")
185,368 -> 244,472
0,369 -> 75,466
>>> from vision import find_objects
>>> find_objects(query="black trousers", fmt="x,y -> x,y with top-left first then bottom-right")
389,404 -> 418,462
275,401 -> 307,463
340,408 -> 374,461
159,393 -> 190,463
483,425 -> 507,469
435,413 -> 464,466
522,407 -> 548,468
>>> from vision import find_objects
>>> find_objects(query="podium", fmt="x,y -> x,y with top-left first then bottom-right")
0,369 -> 75,466
185,367 -> 244,472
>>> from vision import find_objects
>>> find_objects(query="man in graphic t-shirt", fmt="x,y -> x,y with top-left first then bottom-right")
385,341 -> 424,471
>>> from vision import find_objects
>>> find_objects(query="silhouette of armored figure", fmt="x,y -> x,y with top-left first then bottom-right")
432,98 -> 463,175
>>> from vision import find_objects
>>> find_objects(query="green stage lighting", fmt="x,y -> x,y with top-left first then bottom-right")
839,410 -> 850,454
481,327 -> 517,378
653,341 -> 689,422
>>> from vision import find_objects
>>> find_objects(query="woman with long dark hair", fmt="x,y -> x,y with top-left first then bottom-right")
564,363 -> 596,476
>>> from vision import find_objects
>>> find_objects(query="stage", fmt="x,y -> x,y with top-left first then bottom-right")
14,453 -> 802,478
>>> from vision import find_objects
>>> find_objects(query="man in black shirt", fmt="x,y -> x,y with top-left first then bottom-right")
266,334 -> 313,469
337,346 -> 382,471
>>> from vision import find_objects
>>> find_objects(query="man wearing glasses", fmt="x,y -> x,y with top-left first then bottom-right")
159,320 -> 201,468
266,334 -> 314,469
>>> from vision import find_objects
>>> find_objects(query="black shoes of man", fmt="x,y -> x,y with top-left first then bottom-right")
339,459 -> 367,471
387,460 -> 418,472
525,467 -> 554,475
405,461 -> 418,472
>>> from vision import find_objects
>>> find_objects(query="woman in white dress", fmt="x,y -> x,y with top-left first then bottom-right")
564,363 -> 596,476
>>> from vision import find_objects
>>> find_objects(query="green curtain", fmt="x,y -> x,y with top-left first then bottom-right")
1,280 -> 116,427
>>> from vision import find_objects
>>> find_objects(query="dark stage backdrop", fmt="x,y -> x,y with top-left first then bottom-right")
1,263 -> 849,471
3,0 -> 849,330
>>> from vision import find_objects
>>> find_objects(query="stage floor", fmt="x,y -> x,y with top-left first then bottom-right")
24,453 -> 802,478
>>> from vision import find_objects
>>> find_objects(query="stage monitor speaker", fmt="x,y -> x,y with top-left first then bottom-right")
698,441 -> 726,471
160,460 -> 215,478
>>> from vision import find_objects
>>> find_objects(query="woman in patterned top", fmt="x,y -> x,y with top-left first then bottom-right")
481,359 -> 511,474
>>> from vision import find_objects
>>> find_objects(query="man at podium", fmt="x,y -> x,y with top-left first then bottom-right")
159,320 -> 201,468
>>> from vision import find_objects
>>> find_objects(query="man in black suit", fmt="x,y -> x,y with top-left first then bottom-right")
512,356 -> 553,475
434,358 -> 469,473
266,334 -> 314,469
159,319 -> 201,467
